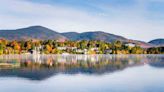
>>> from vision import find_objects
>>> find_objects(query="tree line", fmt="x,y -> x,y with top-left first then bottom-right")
0,39 -> 163,55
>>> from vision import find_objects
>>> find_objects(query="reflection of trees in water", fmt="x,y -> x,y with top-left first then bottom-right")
0,55 -> 163,80
20,55 -> 144,72
148,55 -> 164,68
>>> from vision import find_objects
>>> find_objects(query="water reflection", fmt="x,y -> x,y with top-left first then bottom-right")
0,54 -> 163,80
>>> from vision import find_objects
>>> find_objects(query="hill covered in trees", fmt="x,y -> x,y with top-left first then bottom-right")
0,26 -> 153,48
149,39 -> 164,46
0,26 -> 67,41
61,31 -> 127,42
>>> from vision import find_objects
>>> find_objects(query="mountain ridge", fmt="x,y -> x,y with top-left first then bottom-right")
149,39 -> 164,46
62,31 -> 127,42
0,26 -> 157,48
0,26 -> 67,40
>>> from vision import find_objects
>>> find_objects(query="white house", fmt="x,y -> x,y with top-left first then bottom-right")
57,47 -> 67,50
76,49 -> 88,54
67,47 -> 77,50
30,46 -> 42,54
57,47 -> 77,50
125,43 -> 136,47
105,49 -> 112,54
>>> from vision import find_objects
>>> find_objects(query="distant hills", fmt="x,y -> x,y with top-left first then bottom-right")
62,31 -> 152,48
0,26 -> 66,41
149,39 -> 164,46
61,31 -> 127,42
0,25 -> 160,48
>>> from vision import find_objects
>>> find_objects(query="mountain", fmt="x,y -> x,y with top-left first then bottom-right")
61,31 -> 127,42
61,32 -> 80,41
149,39 -> 164,46
62,31 -> 152,48
0,26 -> 152,48
0,26 -> 67,40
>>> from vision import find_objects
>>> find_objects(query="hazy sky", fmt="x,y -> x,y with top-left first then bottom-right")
0,0 -> 164,42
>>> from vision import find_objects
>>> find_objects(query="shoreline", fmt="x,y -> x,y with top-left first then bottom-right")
0,54 -> 163,56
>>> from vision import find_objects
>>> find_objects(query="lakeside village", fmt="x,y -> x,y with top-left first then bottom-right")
0,39 -> 163,55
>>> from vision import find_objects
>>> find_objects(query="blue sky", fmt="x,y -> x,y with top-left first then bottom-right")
0,0 -> 164,41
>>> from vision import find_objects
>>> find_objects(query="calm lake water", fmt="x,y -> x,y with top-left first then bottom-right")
0,54 -> 164,92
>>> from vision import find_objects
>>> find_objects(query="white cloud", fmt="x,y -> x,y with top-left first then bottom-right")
0,0 -> 163,42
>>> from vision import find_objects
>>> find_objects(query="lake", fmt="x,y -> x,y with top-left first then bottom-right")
0,54 -> 164,92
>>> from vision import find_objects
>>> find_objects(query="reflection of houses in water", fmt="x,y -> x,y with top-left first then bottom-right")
54,55 -> 101,63
0,55 -> 163,81
33,54 -> 41,63
31,46 -> 42,63
57,57 -> 67,63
